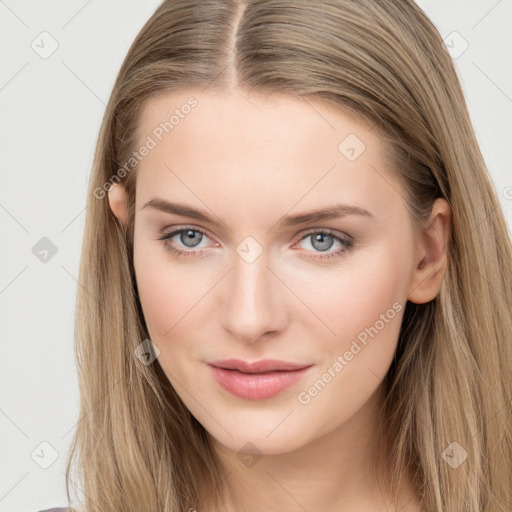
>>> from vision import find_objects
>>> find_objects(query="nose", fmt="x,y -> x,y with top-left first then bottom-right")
220,250 -> 288,344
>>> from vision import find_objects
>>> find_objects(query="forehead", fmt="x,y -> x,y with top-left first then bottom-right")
136,88 -> 377,159
133,89 -> 405,223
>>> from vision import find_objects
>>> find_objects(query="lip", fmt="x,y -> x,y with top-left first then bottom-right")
209,358 -> 311,373
208,359 -> 314,400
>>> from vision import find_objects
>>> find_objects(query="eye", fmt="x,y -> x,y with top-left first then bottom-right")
158,226 -> 217,259
294,229 -> 354,261
158,226 -> 355,262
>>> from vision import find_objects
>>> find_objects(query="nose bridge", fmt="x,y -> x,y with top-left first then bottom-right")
220,246 -> 286,343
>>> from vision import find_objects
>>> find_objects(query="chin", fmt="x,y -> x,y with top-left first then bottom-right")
205,416 -> 316,458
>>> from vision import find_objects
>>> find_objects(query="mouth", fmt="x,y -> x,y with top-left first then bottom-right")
207,359 -> 314,400
209,358 -> 312,373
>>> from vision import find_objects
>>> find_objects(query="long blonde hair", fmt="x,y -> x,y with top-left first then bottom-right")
65,1 -> 512,511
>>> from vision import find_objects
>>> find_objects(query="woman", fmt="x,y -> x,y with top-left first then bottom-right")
40,0 -> 512,511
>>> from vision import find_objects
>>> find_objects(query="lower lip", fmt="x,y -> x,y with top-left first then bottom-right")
208,364 -> 313,400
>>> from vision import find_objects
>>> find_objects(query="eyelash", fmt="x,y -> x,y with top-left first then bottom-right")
158,225 -> 355,262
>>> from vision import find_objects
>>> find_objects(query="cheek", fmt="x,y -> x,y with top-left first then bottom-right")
133,238 -> 223,358
290,249 -> 410,434
280,242 -> 411,350
134,238 -> 188,338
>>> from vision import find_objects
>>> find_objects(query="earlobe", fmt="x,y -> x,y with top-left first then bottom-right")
107,183 -> 128,228
407,198 -> 452,304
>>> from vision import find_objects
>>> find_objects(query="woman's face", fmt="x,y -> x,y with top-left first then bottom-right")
111,89 -> 442,455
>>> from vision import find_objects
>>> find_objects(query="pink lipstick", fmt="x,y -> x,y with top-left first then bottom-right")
208,359 -> 313,400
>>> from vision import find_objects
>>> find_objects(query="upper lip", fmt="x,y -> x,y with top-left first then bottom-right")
208,359 -> 312,373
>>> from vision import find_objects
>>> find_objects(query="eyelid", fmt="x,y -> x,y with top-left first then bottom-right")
295,226 -> 353,243
160,224 -> 219,244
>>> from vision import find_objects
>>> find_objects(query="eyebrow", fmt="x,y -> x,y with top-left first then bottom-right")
141,197 -> 373,228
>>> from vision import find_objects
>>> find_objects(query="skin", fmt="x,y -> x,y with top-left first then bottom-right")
108,88 -> 451,512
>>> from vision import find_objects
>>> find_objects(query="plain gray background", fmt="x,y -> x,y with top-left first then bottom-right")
1,1 -> 511,511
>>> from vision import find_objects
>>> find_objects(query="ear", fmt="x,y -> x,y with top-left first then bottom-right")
407,198 -> 452,304
107,183 -> 128,228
